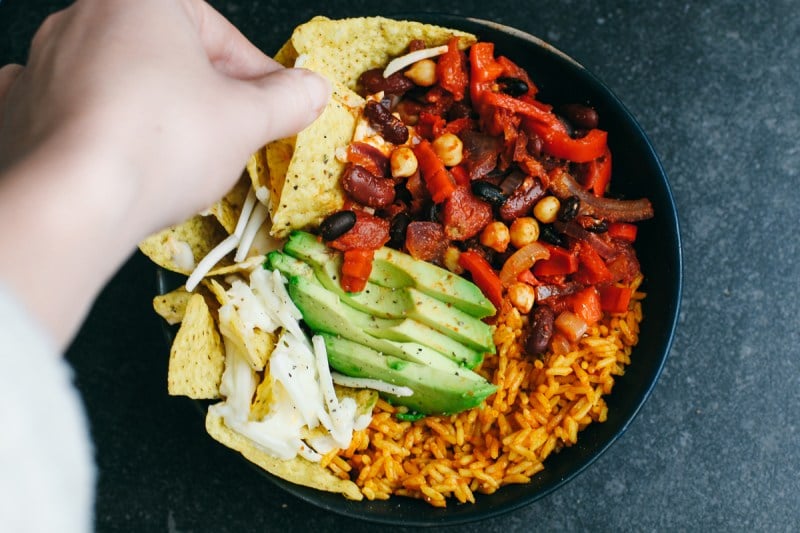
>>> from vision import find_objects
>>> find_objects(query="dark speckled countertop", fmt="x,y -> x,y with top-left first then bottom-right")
2,0 -> 798,531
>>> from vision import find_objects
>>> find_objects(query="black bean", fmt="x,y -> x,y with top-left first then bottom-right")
557,195 -> 580,222
319,210 -> 356,241
471,180 -> 507,207
539,224 -> 567,248
389,212 -> 411,249
497,77 -> 529,97
585,219 -> 609,233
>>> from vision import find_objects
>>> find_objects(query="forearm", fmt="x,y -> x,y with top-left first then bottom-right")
0,137 -> 139,349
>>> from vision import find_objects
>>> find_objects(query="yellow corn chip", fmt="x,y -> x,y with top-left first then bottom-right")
139,215 -> 230,275
205,410 -> 362,500
268,85 -> 361,237
153,287 -> 192,325
167,293 -> 225,399
206,175 -> 251,235
206,278 -> 276,371
207,255 -> 266,277
290,16 -> 476,91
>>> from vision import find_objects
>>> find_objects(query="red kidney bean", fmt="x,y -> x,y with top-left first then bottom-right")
560,103 -> 599,130
359,68 -> 415,96
498,176 -> 545,221
526,306 -> 555,357
342,165 -> 396,208
363,101 -> 409,144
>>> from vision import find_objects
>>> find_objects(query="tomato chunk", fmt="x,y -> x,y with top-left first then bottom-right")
329,211 -> 390,251
442,184 -> 493,241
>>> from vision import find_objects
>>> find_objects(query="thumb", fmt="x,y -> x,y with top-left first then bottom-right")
231,67 -> 331,147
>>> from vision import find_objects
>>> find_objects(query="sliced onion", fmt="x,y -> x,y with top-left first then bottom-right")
554,310 -> 588,342
549,168 -> 654,222
499,242 -> 550,287
383,45 -> 448,78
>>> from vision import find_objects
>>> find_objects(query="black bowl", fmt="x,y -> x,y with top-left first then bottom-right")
160,14 -> 682,527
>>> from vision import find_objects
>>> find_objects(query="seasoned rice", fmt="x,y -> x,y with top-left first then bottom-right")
329,275 -> 645,506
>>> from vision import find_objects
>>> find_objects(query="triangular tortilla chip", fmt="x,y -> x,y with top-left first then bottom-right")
206,278 -> 276,372
139,215 -> 231,275
167,293 -> 225,399
206,410 -> 362,500
290,16 -> 476,91
206,175 -> 251,235
153,287 -> 192,325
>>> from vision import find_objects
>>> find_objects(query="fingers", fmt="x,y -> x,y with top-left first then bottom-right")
0,65 -> 24,128
184,0 -> 283,80
230,68 -> 331,147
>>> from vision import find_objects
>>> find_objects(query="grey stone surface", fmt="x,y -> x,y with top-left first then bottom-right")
2,0 -> 798,531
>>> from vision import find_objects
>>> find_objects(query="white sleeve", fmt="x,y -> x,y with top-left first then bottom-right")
0,283 -> 95,533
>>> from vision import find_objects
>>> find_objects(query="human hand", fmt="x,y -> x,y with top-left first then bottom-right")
0,0 -> 330,347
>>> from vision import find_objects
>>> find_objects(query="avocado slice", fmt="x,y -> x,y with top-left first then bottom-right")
286,275 -> 484,368
321,333 -> 496,415
284,231 -> 496,319
279,237 -> 495,352
371,247 -> 496,319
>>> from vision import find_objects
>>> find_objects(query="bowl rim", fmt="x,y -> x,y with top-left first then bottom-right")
157,13 -> 683,527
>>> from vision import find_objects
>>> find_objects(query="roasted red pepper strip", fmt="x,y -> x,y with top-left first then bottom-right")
413,139 -> 456,203
607,222 -> 638,242
469,42 -> 504,110
341,248 -> 375,293
437,37 -> 468,101
598,285 -> 633,313
458,250 -> 503,308
483,91 -> 556,125
533,125 -> 609,163
582,147 -> 612,196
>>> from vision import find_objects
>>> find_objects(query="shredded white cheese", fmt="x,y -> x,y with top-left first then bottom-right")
382,44 -> 449,78
209,266 -> 371,461
331,372 -> 414,397
234,203 -> 268,262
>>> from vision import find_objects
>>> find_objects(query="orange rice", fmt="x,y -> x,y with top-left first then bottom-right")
327,275 -> 645,506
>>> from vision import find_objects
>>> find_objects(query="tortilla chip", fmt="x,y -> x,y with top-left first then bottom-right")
206,278 -> 276,371
207,255 -> 267,277
139,215 -> 231,275
153,287 -> 192,325
205,410 -> 362,500
273,39 -> 299,67
263,139 -> 293,218
290,16 -> 476,92
268,85 -> 361,238
206,175 -> 251,235
167,293 -> 225,399
249,370 -> 274,421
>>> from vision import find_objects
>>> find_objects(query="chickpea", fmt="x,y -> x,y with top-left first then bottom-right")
390,146 -> 418,178
533,196 -> 561,224
443,245 -> 463,274
431,132 -> 464,167
508,282 -> 536,314
480,221 -> 510,253
404,59 -> 438,87
509,217 -> 540,248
